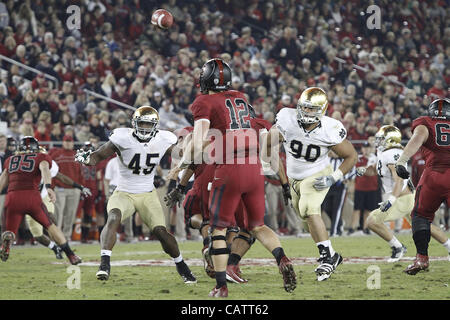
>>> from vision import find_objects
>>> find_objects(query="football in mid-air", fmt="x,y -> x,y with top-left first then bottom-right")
151,9 -> 173,29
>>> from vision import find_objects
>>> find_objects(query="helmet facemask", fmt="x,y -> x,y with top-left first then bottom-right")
297,102 -> 325,124
133,117 -> 158,141
297,87 -> 328,125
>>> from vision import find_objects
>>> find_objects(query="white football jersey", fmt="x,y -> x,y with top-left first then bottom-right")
41,160 -> 59,199
376,147 -> 407,195
104,157 -> 120,187
110,128 -> 177,193
276,108 -> 347,180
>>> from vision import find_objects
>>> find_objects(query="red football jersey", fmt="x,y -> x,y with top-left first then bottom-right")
191,90 -> 257,163
49,148 -> 82,188
411,116 -> 450,169
4,152 -> 52,192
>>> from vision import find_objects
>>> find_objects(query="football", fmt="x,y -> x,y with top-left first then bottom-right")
151,9 -> 173,29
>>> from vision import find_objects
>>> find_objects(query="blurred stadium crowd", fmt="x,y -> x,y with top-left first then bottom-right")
0,0 -> 448,242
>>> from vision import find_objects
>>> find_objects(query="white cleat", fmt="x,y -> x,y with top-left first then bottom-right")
387,245 -> 407,263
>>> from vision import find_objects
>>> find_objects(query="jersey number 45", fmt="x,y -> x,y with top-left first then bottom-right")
128,153 -> 159,175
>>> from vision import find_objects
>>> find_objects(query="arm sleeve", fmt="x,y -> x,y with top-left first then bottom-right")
50,160 -> 59,177
325,119 -> 347,146
275,109 -> 289,139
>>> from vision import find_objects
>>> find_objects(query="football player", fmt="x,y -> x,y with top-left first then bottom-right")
0,137 -> 82,265
265,87 -> 357,281
395,98 -> 450,274
75,106 -> 196,283
25,146 -> 91,259
358,125 -> 450,264
179,58 -> 296,297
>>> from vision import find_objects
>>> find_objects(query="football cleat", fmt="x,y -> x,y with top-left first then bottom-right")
176,261 -> 197,284
315,252 -> 343,282
404,254 -> 429,275
68,253 -> 82,265
96,260 -> 111,280
52,246 -> 64,260
279,256 -> 297,292
387,244 -> 407,263
0,231 -> 15,262
202,247 -> 215,279
226,264 -> 248,284
208,285 -> 228,298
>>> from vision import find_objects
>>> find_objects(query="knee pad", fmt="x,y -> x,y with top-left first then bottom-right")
412,214 -> 431,233
209,235 -> 230,255
236,233 -> 255,246
199,220 -> 210,233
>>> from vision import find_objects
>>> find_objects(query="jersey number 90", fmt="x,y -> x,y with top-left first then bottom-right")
289,140 -> 320,162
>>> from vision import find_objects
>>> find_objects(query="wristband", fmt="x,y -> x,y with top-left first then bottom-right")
73,183 -> 83,190
176,184 -> 187,194
45,184 -> 53,189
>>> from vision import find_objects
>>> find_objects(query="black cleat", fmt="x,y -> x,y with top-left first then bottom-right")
387,244 -> 407,263
176,261 -> 197,284
96,257 -> 111,281
315,249 -> 343,281
52,246 -> 64,260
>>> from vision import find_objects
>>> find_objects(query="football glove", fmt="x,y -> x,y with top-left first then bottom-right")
164,184 -> 186,208
395,163 -> 410,179
313,175 -> 336,191
281,183 -> 291,206
75,149 -> 92,165
378,196 -> 396,212
356,167 -> 366,177
74,183 -> 92,197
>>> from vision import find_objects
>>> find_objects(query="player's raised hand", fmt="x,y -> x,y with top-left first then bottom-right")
48,188 -> 56,203
313,175 -> 336,191
75,149 -> 92,165
356,167 -> 367,177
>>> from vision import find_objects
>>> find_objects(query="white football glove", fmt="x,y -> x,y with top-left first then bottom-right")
356,167 -> 367,177
75,149 -> 92,165
378,195 -> 396,212
81,187 -> 92,197
313,175 -> 336,191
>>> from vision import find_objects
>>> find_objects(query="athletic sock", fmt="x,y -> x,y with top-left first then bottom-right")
101,249 -> 112,257
170,225 -> 176,234
173,254 -> 183,264
317,240 -> 336,256
48,241 -> 56,249
271,247 -> 286,265
442,239 -> 450,253
388,236 -> 402,249
413,230 -> 431,256
203,236 -> 210,248
60,242 -> 74,256
215,271 -> 227,288
228,253 -> 241,266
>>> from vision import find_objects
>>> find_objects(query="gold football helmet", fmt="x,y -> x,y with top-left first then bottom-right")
132,106 -> 159,141
297,87 -> 328,124
375,125 -> 402,151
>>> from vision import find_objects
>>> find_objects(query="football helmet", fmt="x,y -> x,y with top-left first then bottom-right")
132,106 -> 159,141
375,125 -> 402,151
428,98 -> 450,119
19,136 -> 40,153
297,87 -> 328,124
199,58 -> 232,94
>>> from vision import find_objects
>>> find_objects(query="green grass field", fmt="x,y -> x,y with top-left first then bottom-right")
1,233 -> 449,300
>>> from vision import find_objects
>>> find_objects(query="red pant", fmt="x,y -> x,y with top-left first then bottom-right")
3,190 -> 52,235
183,165 -> 215,222
412,167 -> 450,222
208,163 -> 265,230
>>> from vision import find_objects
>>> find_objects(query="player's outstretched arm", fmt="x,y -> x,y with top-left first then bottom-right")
39,160 -> 56,203
55,172 -> 92,197
0,169 -> 9,192
261,126 -> 283,174
75,141 -> 118,166
395,125 -> 429,179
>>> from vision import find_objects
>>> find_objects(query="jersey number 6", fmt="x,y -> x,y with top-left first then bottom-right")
128,153 -> 159,175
